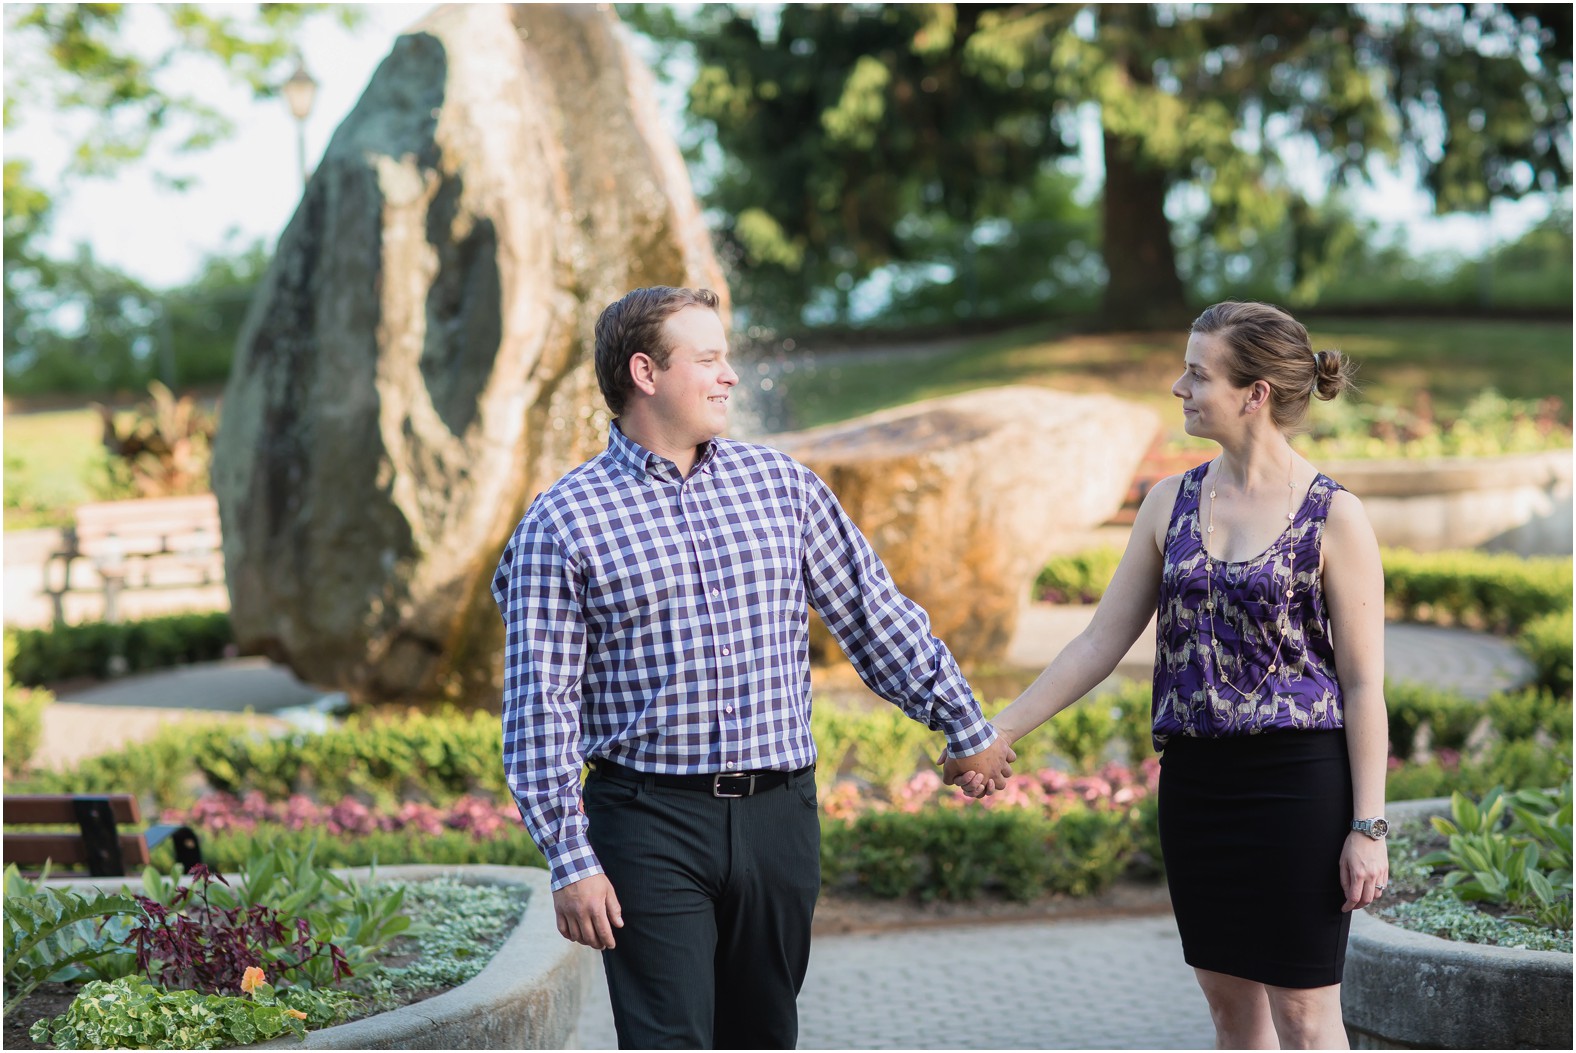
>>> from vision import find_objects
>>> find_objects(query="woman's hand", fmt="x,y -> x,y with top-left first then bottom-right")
936,727 -> 1015,798
1339,832 -> 1390,912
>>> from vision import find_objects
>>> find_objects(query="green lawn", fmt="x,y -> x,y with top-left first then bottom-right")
771,317 -> 1574,434
4,407 -> 113,530
5,317 -> 1569,530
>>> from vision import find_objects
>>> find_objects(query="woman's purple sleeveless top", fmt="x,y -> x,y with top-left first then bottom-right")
1150,461 -> 1346,749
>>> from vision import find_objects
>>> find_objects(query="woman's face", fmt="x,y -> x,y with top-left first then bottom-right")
1171,332 -> 1250,440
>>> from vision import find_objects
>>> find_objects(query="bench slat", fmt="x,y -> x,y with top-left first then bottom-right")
2,833 -> 153,868
4,795 -> 141,824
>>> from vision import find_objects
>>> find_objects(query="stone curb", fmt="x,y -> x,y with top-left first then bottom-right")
44,864 -> 591,1050
1342,796 -> 1574,1050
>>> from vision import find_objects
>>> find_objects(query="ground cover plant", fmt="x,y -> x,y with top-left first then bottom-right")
1378,784 -> 1574,953
3,845 -> 526,1051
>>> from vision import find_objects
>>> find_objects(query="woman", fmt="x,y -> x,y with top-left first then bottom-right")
953,301 -> 1389,1049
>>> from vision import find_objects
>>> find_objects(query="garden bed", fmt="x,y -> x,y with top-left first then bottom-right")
9,865 -> 586,1051
1342,797 -> 1573,1049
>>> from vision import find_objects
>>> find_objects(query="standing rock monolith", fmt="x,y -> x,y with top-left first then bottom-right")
212,3 -> 726,704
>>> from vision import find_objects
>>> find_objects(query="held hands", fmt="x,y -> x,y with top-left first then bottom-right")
552,873 -> 624,949
1339,832 -> 1390,912
937,730 -> 1016,799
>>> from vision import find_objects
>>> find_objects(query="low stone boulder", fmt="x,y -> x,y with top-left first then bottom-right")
766,386 -> 1160,665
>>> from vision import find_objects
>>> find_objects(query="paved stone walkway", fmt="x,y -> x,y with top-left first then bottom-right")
574,913 -> 1214,1050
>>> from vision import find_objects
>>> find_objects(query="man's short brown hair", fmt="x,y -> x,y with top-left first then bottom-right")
593,287 -> 721,414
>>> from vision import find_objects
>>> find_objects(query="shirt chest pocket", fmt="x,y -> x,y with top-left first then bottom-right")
742,511 -> 800,571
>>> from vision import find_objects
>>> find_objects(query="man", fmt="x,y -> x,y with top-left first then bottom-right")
492,286 -> 1015,1049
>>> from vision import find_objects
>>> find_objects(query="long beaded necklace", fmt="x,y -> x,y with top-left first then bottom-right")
1202,457 -> 1299,698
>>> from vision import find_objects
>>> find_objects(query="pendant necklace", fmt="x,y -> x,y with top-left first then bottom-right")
1202,457 -> 1298,698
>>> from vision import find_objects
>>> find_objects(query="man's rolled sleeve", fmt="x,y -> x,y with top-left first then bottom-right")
493,515 -> 603,891
798,469 -> 997,758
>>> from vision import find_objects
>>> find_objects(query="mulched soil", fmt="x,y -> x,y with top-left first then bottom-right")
5,983 -> 77,1051
812,878 -> 1175,936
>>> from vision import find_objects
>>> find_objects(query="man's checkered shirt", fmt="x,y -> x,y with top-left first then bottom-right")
493,423 -> 996,890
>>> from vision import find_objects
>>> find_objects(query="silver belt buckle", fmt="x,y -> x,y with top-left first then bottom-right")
712,773 -> 755,798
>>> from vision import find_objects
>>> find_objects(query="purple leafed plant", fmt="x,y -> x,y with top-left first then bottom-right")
132,865 -> 351,995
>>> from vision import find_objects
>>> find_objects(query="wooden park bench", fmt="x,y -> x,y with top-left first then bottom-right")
2,794 -> 204,878
43,494 -> 224,625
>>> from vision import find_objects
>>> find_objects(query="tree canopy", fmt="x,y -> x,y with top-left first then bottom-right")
3,3 -> 357,395
625,2 -> 1573,327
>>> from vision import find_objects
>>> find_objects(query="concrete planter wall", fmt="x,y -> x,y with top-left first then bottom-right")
1324,448 -> 1572,556
1342,797 -> 1575,1050
45,864 -> 591,1050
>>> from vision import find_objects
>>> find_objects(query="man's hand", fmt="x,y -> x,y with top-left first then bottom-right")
553,873 -> 624,950
940,734 -> 1016,798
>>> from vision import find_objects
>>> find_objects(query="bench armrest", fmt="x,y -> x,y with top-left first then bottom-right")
144,824 -> 205,873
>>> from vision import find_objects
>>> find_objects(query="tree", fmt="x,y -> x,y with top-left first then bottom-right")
623,3 -> 1076,326
3,3 -> 358,394
627,3 -> 1572,327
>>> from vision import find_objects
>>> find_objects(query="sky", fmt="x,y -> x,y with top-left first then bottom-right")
2,2 -> 1558,293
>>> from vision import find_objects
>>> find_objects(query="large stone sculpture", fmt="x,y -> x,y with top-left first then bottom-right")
212,4 -> 726,703
768,387 -> 1161,663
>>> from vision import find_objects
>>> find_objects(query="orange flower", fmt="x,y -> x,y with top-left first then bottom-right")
240,966 -> 266,994
285,1008 -> 308,1020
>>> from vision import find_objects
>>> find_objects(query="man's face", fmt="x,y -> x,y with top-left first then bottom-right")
648,306 -> 739,443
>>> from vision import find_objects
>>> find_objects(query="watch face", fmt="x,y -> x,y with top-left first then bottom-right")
1371,818 -> 1389,838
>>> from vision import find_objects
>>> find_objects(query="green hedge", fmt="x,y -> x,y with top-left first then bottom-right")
194,824 -> 549,874
1380,548 -> 1571,633
199,806 -> 1145,904
1036,547 -> 1572,635
5,612 -> 234,686
195,708 -> 509,809
819,802 -> 1142,902
1518,608 -> 1574,698
1388,738 -> 1574,802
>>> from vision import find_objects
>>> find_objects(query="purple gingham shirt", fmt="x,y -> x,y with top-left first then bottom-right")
492,422 -> 996,890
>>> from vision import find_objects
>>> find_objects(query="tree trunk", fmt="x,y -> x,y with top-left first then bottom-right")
1100,131 -> 1188,329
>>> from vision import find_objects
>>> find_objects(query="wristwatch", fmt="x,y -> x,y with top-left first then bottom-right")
1352,817 -> 1389,840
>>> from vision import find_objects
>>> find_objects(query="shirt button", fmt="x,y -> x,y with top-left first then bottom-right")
721,647 -> 730,656
726,762 -> 736,770
725,705 -> 734,714
711,588 -> 720,598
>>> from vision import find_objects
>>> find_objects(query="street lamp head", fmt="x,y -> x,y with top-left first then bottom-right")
282,58 -> 318,122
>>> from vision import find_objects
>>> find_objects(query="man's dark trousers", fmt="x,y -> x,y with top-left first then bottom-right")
584,765 -> 821,1050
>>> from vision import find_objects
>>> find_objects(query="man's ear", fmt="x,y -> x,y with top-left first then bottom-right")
629,352 -> 659,396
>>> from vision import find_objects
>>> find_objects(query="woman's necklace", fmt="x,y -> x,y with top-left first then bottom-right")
1202,457 -> 1298,698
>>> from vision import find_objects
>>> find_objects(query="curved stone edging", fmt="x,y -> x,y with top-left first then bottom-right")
254,865 -> 589,1050
1342,796 -> 1574,1050
45,864 -> 591,1050
1322,448 -> 1572,556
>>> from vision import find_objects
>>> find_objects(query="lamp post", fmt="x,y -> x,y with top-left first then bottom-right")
282,56 -> 318,188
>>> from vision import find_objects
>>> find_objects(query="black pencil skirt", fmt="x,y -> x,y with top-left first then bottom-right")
1158,729 -> 1354,989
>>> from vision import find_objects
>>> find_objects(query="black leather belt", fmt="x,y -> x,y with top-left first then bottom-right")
592,759 -> 813,799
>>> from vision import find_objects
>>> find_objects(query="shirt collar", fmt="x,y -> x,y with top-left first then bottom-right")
605,420 -> 726,482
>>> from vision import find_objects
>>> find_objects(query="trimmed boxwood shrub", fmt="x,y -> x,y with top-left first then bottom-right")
1517,608 -> 1574,698
820,802 -> 1138,903
1379,548 -> 1570,632
5,611 -> 234,686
